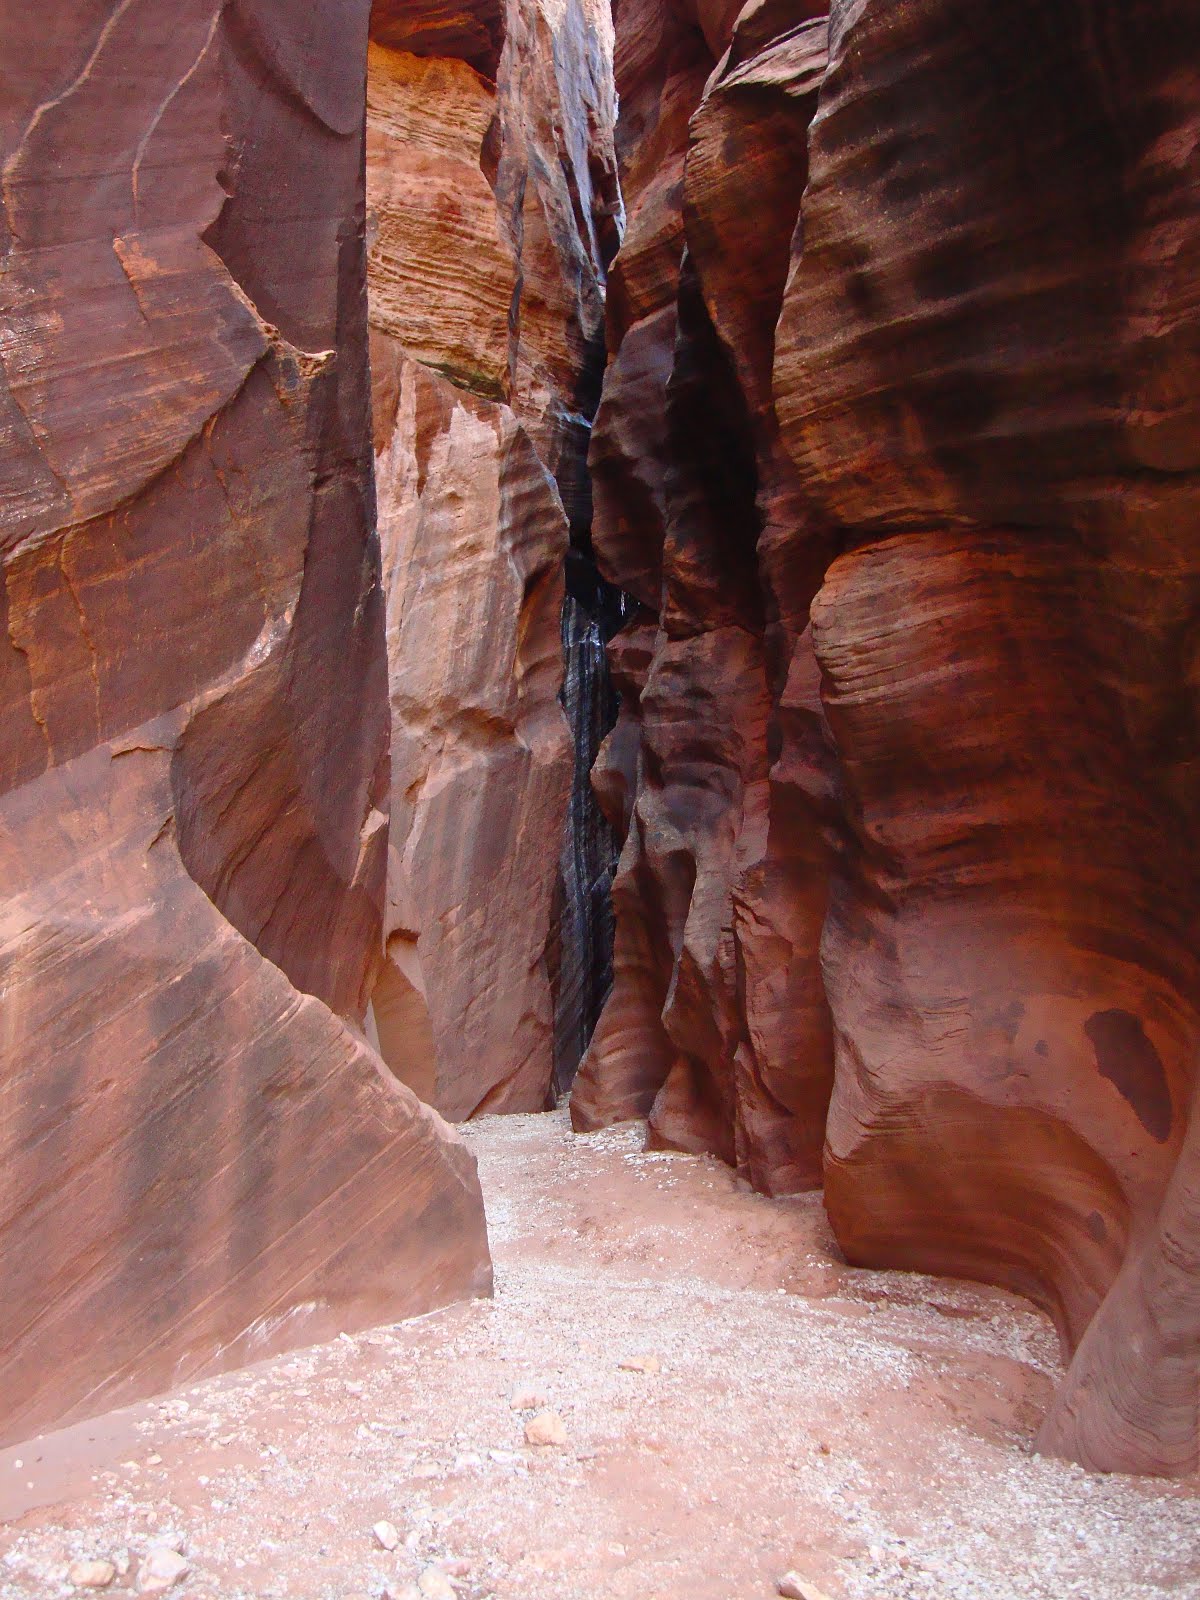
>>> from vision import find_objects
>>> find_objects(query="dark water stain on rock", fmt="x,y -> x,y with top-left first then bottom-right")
1084,1008 -> 1172,1143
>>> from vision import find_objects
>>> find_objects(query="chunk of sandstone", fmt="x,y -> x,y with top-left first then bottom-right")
136,1548 -> 189,1594
524,1410 -> 568,1447
67,1561 -> 116,1590
776,1576 -> 833,1600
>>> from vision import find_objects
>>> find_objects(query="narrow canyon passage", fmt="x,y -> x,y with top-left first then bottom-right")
3,1111 -> 1197,1600
5,2 -> 1200,1593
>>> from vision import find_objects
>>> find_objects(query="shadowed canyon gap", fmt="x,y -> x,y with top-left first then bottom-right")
1,0 -> 1200,1491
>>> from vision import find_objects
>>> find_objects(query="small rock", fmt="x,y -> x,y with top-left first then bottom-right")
524,1410 -> 568,1447
112,1550 -> 132,1578
67,1559 -> 116,1589
372,1520 -> 401,1552
442,1559 -> 471,1578
384,1587 -> 422,1600
137,1547 -> 190,1594
617,1355 -> 661,1374
417,1567 -> 457,1599
509,1383 -> 548,1411
145,1454 -> 162,1466
777,1574 -> 833,1600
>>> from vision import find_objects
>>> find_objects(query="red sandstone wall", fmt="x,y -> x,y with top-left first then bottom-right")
0,0 -> 491,1447
575,0 -> 1200,1476
364,0 -> 620,1115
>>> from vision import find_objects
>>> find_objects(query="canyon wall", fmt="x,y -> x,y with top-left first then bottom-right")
365,0 -> 622,1115
0,0 -> 491,1447
574,0 -> 1200,1476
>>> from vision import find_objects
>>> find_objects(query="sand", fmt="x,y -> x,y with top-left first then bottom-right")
3,1110 -> 1198,1600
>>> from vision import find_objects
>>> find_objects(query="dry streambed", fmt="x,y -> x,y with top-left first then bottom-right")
2,1111 -> 1197,1600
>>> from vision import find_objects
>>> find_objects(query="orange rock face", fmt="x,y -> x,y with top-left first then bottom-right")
574,0 -> 834,1193
0,0 -> 490,1447
576,0 -> 1200,1475
365,0 -> 621,1113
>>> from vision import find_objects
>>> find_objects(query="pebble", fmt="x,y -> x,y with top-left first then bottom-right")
524,1410 -> 568,1447
137,1548 -> 190,1594
618,1355 -> 661,1374
67,1559 -> 116,1589
777,1574 -> 833,1600
417,1567 -> 457,1599
373,1520 -> 401,1551
509,1383 -> 549,1410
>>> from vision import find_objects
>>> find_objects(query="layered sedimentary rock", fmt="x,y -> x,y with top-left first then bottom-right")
574,0 -> 835,1194
0,0 -> 490,1448
365,0 -> 622,1113
576,0 -> 1200,1475
784,0 -> 1200,1479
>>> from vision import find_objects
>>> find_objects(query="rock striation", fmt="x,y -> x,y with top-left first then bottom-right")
0,0 -> 491,1448
365,0 -> 622,1114
574,0 -> 1200,1476
573,0 -> 834,1194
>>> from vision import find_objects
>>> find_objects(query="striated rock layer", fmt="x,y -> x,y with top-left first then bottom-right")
574,0 -> 835,1193
575,0 -> 1200,1475
365,0 -> 623,1114
0,0 -> 490,1448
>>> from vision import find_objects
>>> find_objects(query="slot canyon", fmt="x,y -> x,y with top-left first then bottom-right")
2,1 -> 1200,1597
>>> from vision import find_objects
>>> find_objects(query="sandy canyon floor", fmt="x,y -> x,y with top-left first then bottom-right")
2,1110 -> 1198,1600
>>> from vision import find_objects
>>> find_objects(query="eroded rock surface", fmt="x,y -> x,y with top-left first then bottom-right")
0,0 -> 490,1448
365,0 -> 622,1113
575,0 -> 1200,1475
574,0 -> 834,1194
